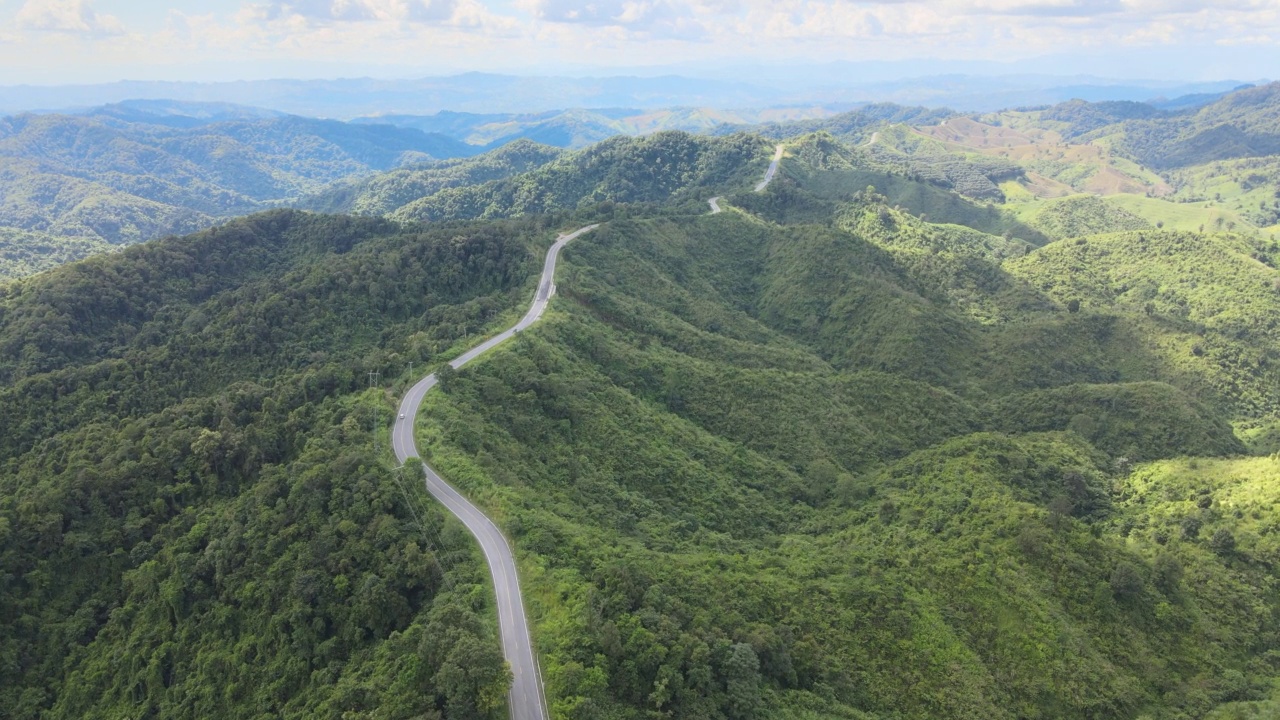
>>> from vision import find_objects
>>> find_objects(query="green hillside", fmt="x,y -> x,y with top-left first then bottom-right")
743,132 -> 1050,245
302,139 -> 566,216
1095,83 -> 1280,170
1008,195 -> 1151,240
0,110 -> 479,278
413,209 -> 1273,720
390,132 -> 771,223
1005,229 -> 1280,418
1104,194 -> 1257,235
1164,156 -> 1280,228
0,227 -> 115,281
4,105 -> 1280,720
0,209 -> 565,719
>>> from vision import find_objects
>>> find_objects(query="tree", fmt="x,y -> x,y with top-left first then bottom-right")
803,459 -> 841,505
1180,515 -> 1202,540
1110,562 -> 1144,599
1209,528 -> 1237,555
434,635 -> 512,720
723,643 -> 761,720
436,362 -> 459,392
1154,552 -> 1184,594
1067,299 -> 1081,313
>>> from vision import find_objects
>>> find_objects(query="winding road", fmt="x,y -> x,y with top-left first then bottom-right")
393,142 -> 783,720
710,144 -> 783,215
754,144 -> 784,192
393,224 -> 598,720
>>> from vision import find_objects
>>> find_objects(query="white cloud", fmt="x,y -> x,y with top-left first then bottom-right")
14,0 -> 124,35
516,0 -> 712,39
3,0 -> 1280,83
254,0 -> 463,23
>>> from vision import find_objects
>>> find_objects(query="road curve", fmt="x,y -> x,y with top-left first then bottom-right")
754,144 -> 784,192
393,223 -> 599,720
708,196 -> 722,214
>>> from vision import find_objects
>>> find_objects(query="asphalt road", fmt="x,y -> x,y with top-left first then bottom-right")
708,196 -> 722,214
754,144 -> 784,192
392,223 -> 599,720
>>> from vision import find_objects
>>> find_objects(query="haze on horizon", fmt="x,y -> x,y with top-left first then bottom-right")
0,0 -> 1278,87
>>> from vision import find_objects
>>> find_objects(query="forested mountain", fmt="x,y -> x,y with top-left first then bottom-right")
354,106 -> 834,149
0,112 -> 773,280
80,99 -> 288,128
724,102 -> 956,143
1087,83 -> 1280,170
302,139 -> 568,216
8,84 -> 1280,283
0,108 -> 477,277
4,117 -> 1280,720
0,209 -> 572,719
724,84 -> 1280,243
385,132 -> 772,223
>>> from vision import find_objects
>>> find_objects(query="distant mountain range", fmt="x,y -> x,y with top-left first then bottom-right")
0,102 -> 476,272
351,106 -> 839,149
4,82 -> 1279,280
0,72 -> 1256,117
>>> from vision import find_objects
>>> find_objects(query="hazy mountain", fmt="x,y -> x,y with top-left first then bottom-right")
1032,82 -> 1280,169
0,72 -> 1255,118
0,108 -> 477,257
302,138 -> 567,215
0,73 -> 776,118
353,106 -> 839,149
81,98 -> 287,128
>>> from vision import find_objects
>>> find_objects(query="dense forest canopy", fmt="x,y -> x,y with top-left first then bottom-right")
3,85 -> 1280,720
0,209 -> 572,719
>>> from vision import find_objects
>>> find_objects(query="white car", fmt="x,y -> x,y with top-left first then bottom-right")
399,413 -> 405,419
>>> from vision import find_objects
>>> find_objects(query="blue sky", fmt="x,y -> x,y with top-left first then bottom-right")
1,0 -> 1277,84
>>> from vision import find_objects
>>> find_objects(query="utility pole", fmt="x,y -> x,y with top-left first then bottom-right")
368,370 -> 380,388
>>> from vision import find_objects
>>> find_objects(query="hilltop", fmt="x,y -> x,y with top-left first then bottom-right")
389,131 -> 771,223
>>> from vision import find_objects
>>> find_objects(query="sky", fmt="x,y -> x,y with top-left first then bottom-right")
1,0 -> 1278,85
